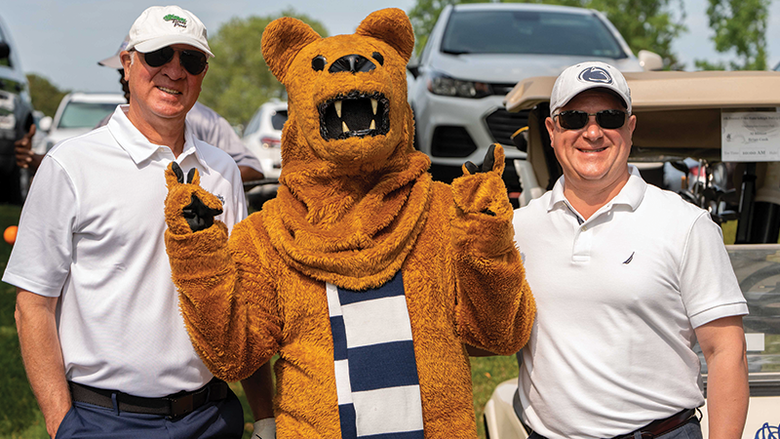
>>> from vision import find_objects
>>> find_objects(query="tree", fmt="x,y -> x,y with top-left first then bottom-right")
199,9 -> 328,127
408,0 -> 686,70
25,73 -> 69,118
695,0 -> 769,71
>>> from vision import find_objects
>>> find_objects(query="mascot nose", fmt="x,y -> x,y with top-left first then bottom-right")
328,54 -> 376,74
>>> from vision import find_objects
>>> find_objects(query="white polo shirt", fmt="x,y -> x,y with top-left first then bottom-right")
513,166 -> 747,439
3,105 -> 247,397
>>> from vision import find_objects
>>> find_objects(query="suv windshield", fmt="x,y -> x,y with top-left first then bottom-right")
441,10 -> 626,58
58,101 -> 118,129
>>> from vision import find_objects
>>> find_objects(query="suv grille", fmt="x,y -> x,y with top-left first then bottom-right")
431,125 -> 477,158
485,109 -> 530,149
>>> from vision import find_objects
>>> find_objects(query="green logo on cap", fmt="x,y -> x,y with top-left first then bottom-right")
163,14 -> 187,28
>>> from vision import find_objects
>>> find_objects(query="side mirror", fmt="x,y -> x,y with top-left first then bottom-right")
407,64 -> 419,79
638,50 -> 664,71
0,42 -> 10,60
38,116 -> 52,132
407,55 -> 420,78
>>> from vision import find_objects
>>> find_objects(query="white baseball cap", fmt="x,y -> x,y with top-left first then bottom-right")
97,35 -> 130,69
125,5 -> 214,58
549,61 -> 631,115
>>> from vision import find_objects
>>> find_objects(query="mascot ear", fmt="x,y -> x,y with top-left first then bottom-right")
262,17 -> 322,83
355,8 -> 414,63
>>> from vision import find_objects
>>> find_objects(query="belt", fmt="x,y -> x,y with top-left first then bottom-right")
612,408 -> 698,439
68,378 -> 229,418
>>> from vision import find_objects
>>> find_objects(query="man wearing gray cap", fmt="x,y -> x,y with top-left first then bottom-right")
512,62 -> 749,439
4,6 -> 250,438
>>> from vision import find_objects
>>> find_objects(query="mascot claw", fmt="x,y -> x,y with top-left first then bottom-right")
165,162 -> 223,234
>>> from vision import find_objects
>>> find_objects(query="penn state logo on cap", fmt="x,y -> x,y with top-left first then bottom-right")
577,66 -> 613,84
549,61 -> 632,115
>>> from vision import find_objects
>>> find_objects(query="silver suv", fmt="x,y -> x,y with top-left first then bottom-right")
407,3 -> 661,192
0,14 -> 35,204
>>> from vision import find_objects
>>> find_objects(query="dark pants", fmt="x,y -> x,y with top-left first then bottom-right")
527,418 -> 703,439
54,388 -> 244,439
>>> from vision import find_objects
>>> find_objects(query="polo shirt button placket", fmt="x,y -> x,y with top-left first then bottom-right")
572,221 -> 593,263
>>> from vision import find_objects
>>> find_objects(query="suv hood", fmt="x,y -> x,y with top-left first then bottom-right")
428,53 -> 643,84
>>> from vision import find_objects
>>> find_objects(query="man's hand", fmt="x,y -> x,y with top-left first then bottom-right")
164,162 -> 223,234
251,418 -> 276,439
15,124 -> 42,170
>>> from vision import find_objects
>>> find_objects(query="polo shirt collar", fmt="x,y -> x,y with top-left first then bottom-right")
107,105 -> 207,167
548,165 -> 647,215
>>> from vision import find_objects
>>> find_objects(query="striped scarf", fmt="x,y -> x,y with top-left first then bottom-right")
326,272 -> 425,438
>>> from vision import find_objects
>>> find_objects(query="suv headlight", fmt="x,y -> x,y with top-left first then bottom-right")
427,71 -> 491,98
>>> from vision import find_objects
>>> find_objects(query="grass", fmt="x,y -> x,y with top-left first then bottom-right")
0,204 -> 518,439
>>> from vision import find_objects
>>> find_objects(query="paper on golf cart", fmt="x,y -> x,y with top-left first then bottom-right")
721,109 -> 780,162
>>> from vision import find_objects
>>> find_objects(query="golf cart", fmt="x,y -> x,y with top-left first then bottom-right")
485,70 -> 780,439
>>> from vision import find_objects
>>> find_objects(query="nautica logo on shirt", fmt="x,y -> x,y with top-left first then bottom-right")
622,251 -> 635,265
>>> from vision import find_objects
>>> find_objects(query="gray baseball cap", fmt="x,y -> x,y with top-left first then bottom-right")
550,61 -> 631,115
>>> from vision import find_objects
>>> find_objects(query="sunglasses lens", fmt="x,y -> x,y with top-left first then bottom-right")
596,110 -> 626,129
143,47 -> 174,68
557,110 -> 626,130
558,111 -> 588,130
180,50 -> 207,75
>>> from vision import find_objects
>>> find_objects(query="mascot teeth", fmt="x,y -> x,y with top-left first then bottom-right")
319,91 -> 389,140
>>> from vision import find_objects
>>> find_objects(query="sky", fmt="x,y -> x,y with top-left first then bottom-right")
1,0 -> 779,95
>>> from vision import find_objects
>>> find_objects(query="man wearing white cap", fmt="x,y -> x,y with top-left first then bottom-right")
512,62 -> 749,439
5,6 -> 252,438
94,35 -> 267,185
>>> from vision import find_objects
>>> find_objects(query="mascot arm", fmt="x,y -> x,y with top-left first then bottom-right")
450,145 -> 536,355
164,163 -> 282,382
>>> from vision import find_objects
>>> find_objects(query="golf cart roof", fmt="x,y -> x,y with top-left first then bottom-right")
504,70 -> 780,113
504,70 -> 780,157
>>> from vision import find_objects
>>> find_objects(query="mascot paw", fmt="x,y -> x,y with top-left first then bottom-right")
165,162 -> 223,234
454,144 -> 509,217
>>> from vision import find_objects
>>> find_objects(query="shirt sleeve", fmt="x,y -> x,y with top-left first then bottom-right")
189,105 -> 264,174
2,156 -> 78,297
211,116 -> 264,173
679,213 -> 748,328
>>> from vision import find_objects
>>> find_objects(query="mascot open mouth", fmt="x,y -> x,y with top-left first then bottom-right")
319,91 -> 390,140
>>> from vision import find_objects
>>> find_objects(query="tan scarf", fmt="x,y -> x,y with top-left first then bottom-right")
261,147 -> 432,291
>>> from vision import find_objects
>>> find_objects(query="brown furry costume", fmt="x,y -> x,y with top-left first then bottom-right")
164,8 -> 535,437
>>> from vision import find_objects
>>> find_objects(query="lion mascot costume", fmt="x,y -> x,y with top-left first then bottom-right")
163,8 -> 535,438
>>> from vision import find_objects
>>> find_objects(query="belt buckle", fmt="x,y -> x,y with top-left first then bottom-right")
168,394 -> 194,419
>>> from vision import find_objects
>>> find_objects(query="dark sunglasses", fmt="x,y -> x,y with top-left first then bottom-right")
554,109 -> 627,130
141,46 -> 208,75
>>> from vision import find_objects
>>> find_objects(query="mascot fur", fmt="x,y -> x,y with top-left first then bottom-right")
164,8 -> 535,438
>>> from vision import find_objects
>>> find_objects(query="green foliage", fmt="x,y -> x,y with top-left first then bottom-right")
199,9 -> 328,127
0,206 -> 45,438
471,355 -> 519,439
695,0 -> 769,71
408,0 -> 686,70
581,0 -> 686,69
25,74 -> 68,118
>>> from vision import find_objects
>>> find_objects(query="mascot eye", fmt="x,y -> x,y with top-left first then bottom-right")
312,55 -> 327,71
372,52 -> 384,66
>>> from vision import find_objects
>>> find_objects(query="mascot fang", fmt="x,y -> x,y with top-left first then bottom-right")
164,8 -> 535,438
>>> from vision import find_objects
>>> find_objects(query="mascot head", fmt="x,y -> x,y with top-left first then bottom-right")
261,8 -> 418,178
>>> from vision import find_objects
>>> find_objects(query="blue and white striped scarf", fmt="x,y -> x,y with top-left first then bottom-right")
326,272 -> 425,438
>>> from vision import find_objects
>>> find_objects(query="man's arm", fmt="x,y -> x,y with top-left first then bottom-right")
695,315 -> 749,439
239,165 -> 265,183
241,362 -> 276,438
14,288 -> 71,438
241,361 -> 274,420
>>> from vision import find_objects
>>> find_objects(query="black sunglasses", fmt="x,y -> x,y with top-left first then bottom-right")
141,46 -> 208,75
554,110 -> 627,130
